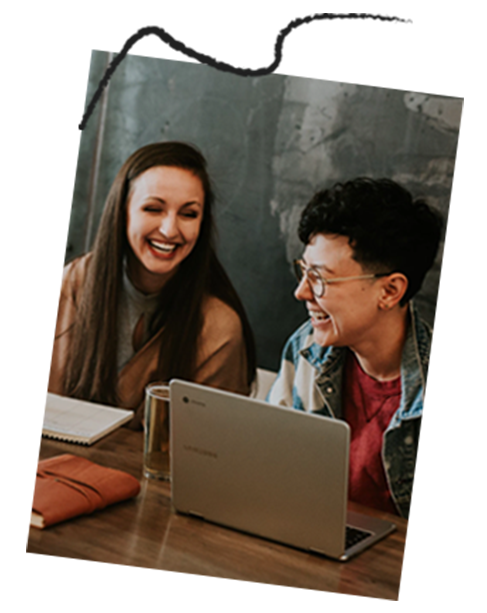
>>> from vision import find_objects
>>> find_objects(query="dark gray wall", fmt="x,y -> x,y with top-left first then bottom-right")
67,50 -> 462,371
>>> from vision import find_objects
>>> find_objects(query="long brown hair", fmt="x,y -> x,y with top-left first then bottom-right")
63,142 -> 256,405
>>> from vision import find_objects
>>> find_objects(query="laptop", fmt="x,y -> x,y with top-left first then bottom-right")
169,379 -> 396,561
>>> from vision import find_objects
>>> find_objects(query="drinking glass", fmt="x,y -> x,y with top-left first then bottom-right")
143,382 -> 170,480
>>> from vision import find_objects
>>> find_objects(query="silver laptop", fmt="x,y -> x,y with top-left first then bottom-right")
169,379 -> 396,561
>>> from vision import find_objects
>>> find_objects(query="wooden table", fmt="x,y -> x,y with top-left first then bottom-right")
26,428 -> 407,600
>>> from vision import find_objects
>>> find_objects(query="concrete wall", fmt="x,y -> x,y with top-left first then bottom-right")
67,51 -> 462,371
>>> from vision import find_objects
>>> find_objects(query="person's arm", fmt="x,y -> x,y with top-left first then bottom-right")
266,335 -> 297,407
194,296 -> 249,396
47,257 -> 87,395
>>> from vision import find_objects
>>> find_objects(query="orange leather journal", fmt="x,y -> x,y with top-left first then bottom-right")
31,454 -> 141,529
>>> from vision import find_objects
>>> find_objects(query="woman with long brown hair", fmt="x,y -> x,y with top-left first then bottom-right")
48,142 -> 256,428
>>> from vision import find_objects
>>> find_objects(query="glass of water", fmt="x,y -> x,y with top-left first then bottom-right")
143,382 -> 170,480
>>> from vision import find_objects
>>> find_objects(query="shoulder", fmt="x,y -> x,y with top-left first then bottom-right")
61,253 -> 92,304
53,253 -> 92,336
266,319 -> 314,406
194,295 -> 249,394
281,319 -> 314,367
61,253 -> 93,298
409,302 -> 433,374
200,295 -> 243,340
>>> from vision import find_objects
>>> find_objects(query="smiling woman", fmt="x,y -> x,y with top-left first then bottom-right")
126,166 -> 205,293
48,142 -> 256,428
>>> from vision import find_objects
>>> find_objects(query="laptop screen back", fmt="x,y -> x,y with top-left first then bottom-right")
170,379 -> 351,558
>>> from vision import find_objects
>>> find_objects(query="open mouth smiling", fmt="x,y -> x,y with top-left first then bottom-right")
309,310 -> 330,323
148,239 -> 179,254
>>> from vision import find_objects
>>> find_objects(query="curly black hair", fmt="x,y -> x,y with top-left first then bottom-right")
298,178 -> 443,305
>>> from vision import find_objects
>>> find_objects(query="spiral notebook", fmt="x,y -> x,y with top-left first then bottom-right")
42,393 -> 134,445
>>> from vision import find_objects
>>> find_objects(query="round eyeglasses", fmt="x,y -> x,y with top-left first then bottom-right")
293,259 -> 392,298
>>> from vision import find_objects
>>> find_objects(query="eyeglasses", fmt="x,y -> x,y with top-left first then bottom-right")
293,259 -> 392,298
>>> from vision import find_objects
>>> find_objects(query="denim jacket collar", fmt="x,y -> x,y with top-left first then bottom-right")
299,302 -> 430,425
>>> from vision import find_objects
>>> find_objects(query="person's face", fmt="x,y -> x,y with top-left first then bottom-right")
295,233 -> 386,349
126,166 -> 204,293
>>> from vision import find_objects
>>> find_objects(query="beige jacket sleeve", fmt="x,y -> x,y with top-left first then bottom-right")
46,255 -> 250,430
48,256 -> 90,395
194,295 -> 250,396
121,294 -> 250,430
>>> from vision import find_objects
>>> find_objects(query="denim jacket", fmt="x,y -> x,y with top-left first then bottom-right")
267,304 -> 431,518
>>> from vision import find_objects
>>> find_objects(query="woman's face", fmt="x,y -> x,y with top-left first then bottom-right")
126,165 -> 205,293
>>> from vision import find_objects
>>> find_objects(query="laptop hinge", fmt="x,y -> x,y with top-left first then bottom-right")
308,547 -> 327,557
188,510 -> 204,520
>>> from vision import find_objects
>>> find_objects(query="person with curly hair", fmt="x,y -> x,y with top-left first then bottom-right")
268,178 -> 443,518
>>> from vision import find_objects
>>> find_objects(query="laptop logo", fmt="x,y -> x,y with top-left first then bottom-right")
183,396 -> 206,407
183,444 -> 218,459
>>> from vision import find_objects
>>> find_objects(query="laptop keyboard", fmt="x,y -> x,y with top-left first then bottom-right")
345,525 -> 373,549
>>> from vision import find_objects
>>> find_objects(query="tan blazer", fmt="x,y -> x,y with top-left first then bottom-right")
48,254 -> 250,428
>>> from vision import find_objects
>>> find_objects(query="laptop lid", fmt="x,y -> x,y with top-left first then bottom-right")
169,379 -> 395,560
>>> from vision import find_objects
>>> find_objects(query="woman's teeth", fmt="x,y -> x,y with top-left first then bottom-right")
149,240 -> 177,253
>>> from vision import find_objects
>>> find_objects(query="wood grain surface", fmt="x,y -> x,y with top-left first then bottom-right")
26,428 -> 406,600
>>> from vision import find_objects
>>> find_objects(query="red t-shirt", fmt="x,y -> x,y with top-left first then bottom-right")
342,352 -> 401,515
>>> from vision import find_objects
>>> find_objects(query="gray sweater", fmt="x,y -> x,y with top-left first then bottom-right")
117,268 -> 161,372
